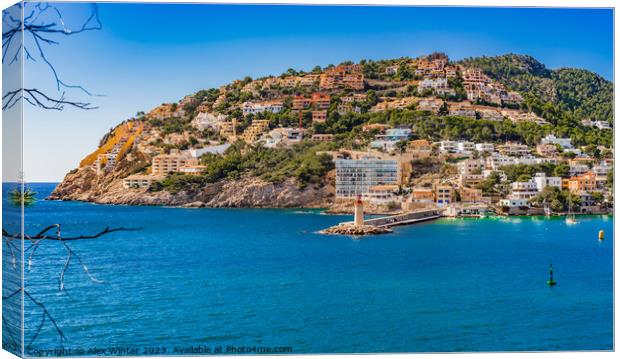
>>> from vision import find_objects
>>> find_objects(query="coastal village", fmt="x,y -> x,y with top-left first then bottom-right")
52,53 -> 614,232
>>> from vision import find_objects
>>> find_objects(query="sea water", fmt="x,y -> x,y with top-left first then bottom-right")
2,183 -> 613,354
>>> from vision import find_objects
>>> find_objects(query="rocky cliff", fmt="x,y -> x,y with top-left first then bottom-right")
49,167 -> 336,209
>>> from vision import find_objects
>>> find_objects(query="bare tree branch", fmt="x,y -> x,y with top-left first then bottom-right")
2,2 -> 103,111
2,224 -> 142,349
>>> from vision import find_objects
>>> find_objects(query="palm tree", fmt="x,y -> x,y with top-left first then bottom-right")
9,187 -> 36,206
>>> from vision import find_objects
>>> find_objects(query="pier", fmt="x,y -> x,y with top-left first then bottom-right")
342,209 -> 442,228
321,199 -> 442,236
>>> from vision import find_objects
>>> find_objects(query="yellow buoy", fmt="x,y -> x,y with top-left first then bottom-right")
598,230 -> 604,241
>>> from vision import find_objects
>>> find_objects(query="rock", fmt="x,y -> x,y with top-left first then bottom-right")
320,223 -> 393,236
182,201 -> 205,208
49,167 -> 335,209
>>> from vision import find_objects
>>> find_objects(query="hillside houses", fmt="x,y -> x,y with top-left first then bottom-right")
418,77 -> 455,96
111,53 -> 612,216
462,67 -> 523,106
320,64 -> 365,90
242,100 -> 284,116
192,112 -> 227,131
582,118 -> 612,130
416,98 -> 444,113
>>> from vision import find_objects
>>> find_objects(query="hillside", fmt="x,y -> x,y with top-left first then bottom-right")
50,52 -> 613,209
458,54 -> 613,124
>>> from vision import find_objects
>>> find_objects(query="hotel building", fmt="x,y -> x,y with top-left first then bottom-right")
335,157 -> 400,198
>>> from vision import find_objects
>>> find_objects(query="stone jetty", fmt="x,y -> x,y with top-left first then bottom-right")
320,223 -> 392,236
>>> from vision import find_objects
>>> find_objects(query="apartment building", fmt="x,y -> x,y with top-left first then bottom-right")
292,96 -> 312,110
240,119 -> 270,143
311,134 -> 334,142
123,174 -> 163,189
567,172 -> 597,193
192,112 -> 227,131
311,93 -> 331,109
406,139 -> 433,158
462,68 -> 491,85
541,134 -> 573,149
417,98 -> 444,113
370,128 -> 413,152
436,140 -> 458,153
385,65 -> 399,75
335,157 -> 400,198
242,100 -> 283,116
298,74 -> 320,87
337,103 -> 361,115
532,172 -> 562,192
152,151 -> 198,175
219,120 -> 237,140
341,93 -> 368,104
312,110 -> 328,123
456,141 -> 476,154
509,181 -> 539,200
362,184 -> 400,205
486,154 -> 517,170
536,143 -> 558,157
478,108 -> 504,121
418,77 -> 455,96
179,165 -> 208,174
460,187 -> 483,203
457,158 -> 485,175
319,64 -> 365,90
475,143 -> 495,153
497,142 -> 530,156
458,174 -> 485,188
435,185 -> 454,207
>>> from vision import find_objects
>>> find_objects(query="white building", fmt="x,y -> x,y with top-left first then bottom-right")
475,143 -> 495,153
593,121 -> 611,130
188,143 -> 231,157
497,142 -> 530,156
123,174 -> 162,189
570,164 -> 590,176
483,169 -> 507,182
192,112 -> 227,131
541,134 -> 573,149
593,162 -> 611,177
499,198 -> 529,208
457,158 -> 485,175
242,101 -> 283,116
418,77 -> 455,96
514,156 -> 550,166
456,141 -> 476,154
385,65 -> 399,75
486,154 -> 516,170
370,128 -> 412,152
532,172 -> 561,192
437,140 -> 458,153
260,128 -> 305,148
509,180 -> 539,200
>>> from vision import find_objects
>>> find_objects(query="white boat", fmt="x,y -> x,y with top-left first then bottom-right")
543,202 -> 552,217
566,195 -> 577,224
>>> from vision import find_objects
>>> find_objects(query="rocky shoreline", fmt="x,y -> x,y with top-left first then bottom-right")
320,223 -> 393,236
49,167 -> 335,209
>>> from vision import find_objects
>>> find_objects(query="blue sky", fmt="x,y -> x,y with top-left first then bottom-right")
17,3 -> 613,182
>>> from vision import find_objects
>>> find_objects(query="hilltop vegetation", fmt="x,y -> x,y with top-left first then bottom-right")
152,142 -> 336,193
459,54 -> 613,124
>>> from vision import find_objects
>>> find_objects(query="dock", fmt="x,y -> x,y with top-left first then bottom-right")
341,209 -> 442,228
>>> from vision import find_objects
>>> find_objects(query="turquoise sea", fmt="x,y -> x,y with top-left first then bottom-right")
2,183 -> 614,354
